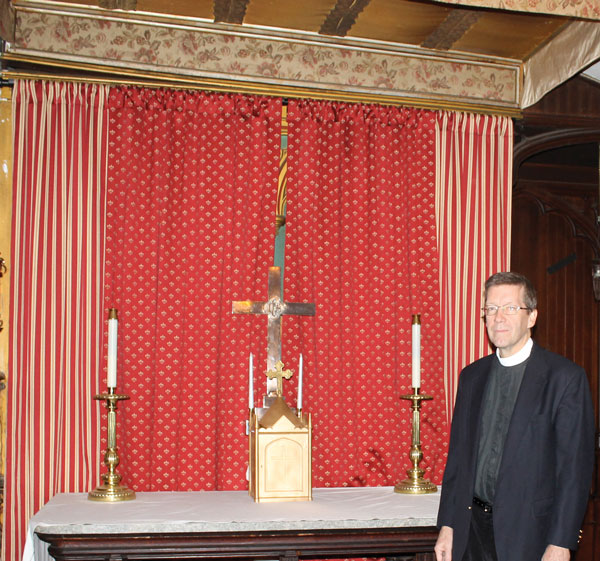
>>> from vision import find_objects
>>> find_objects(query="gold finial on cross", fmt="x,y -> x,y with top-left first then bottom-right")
266,361 -> 293,396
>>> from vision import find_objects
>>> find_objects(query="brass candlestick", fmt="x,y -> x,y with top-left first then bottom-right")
394,387 -> 437,494
88,388 -> 136,502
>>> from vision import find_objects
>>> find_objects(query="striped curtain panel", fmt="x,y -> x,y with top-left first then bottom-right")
435,112 -> 513,421
4,80 -> 109,561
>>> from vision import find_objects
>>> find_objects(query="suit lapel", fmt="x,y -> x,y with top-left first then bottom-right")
496,343 -> 547,483
467,356 -> 494,466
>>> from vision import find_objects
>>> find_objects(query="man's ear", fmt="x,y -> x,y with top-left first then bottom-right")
527,309 -> 538,329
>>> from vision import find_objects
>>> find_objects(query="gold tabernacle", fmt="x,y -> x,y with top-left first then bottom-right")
249,387 -> 312,503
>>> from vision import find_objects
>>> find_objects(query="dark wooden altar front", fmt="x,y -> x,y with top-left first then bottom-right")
37,526 -> 438,561
27,488 -> 440,561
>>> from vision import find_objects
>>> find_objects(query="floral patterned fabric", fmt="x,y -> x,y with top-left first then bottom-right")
11,9 -> 520,110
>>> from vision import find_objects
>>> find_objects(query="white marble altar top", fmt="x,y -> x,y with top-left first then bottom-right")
25,487 -> 440,561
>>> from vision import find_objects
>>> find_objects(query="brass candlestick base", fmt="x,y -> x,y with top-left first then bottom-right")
394,388 -> 437,495
88,389 -> 136,502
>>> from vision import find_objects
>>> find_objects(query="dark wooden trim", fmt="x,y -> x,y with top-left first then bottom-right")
37,526 -> 438,561
513,129 -> 600,184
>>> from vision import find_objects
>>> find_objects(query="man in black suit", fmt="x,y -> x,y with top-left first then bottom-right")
435,272 -> 595,561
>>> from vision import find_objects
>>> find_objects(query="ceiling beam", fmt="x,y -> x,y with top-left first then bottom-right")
421,9 -> 481,50
98,0 -> 136,9
319,0 -> 371,37
214,0 -> 249,24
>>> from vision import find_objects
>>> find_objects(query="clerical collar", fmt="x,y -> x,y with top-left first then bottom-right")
496,337 -> 533,366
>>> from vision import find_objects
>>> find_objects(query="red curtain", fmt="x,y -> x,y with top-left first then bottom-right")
283,100 -> 448,486
6,80 -> 108,561
5,83 -> 513,561
435,112 -> 513,421
104,87 -> 282,491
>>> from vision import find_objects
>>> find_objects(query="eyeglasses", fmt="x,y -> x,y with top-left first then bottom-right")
481,305 -> 531,317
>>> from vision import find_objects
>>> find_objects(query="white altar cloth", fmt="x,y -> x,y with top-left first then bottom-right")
25,486 -> 440,561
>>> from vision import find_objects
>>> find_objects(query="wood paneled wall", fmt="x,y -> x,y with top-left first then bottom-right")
513,77 -> 600,558
512,187 -> 599,384
512,176 -> 600,561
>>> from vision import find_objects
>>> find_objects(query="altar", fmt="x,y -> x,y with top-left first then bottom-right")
26,486 -> 440,561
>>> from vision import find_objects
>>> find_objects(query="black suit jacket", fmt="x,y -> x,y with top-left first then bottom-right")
437,342 -> 595,561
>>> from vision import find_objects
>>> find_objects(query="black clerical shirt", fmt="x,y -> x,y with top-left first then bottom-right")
474,357 -> 528,504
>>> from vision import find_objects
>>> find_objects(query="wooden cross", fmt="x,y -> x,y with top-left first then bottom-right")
232,266 -> 315,396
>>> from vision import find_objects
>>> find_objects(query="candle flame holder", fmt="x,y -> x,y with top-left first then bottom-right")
88,388 -> 135,502
394,387 -> 437,494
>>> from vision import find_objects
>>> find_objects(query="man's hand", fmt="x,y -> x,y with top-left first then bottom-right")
541,544 -> 570,561
434,525 -> 453,561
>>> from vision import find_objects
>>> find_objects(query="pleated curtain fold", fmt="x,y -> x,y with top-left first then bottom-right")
435,112 -> 513,421
283,99 -> 448,486
104,86 -> 282,492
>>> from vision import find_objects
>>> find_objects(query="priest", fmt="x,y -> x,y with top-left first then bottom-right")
435,272 -> 595,561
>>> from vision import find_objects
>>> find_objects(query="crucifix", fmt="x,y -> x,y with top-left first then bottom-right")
232,266 -> 315,399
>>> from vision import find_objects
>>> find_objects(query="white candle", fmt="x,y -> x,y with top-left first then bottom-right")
411,314 -> 421,389
107,308 -> 118,388
249,352 -> 254,410
297,354 -> 303,410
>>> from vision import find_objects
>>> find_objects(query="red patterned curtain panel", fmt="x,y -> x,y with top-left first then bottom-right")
435,112 -> 513,421
104,87 -> 282,491
283,100 -> 448,486
5,80 -> 109,561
